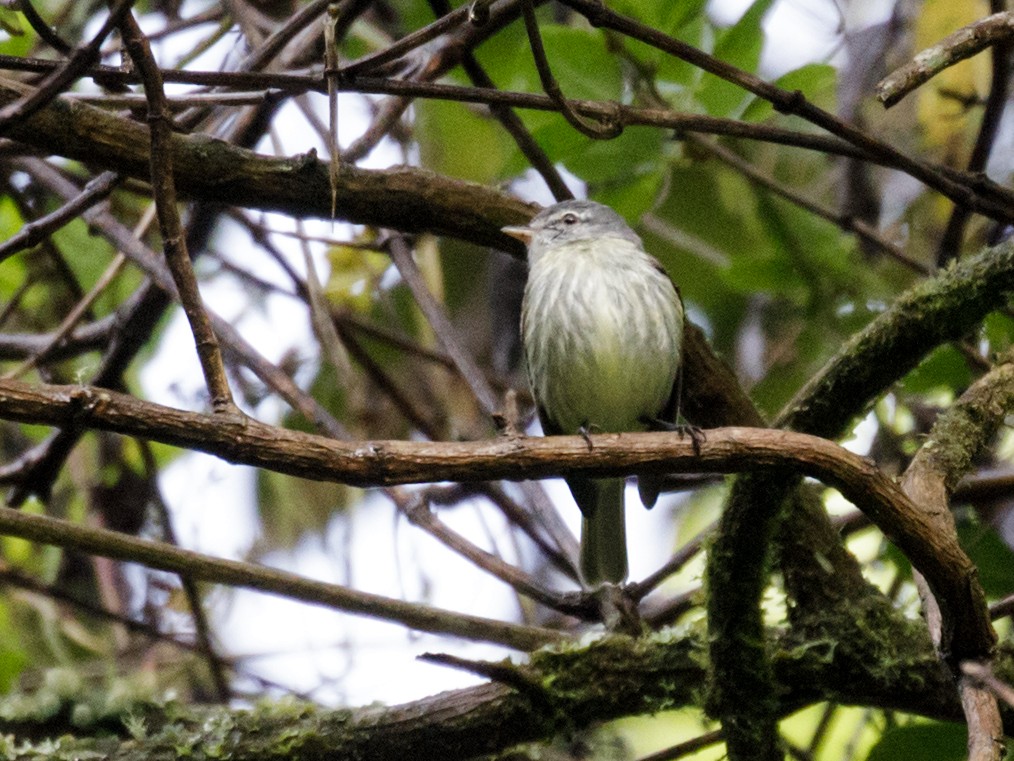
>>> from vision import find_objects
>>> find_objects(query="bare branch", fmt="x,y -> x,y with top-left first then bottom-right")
386,235 -> 500,416
936,1 -> 1012,266
899,354 -> 1014,757
877,12 -> 1014,108
0,171 -> 119,265
119,11 -> 237,413
0,0 -> 134,131
519,0 -> 621,139
0,496 -> 562,651
557,0 -> 1014,222
0,377 -> 987,627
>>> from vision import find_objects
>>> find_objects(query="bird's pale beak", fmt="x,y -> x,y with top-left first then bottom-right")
501,224 -> 534,244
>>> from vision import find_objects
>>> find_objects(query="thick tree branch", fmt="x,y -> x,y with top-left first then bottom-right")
0,380 -> 916,491
0,377 -> 983,626
708,235 -> 1014,756
778,238 -> 1014,438
2,625 -> 1008,761
901,354 -> 1014,757
0,80 -> 537,252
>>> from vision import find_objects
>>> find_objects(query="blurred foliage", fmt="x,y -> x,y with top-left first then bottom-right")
866,719 -> 1014,760
914,1 -> 991,158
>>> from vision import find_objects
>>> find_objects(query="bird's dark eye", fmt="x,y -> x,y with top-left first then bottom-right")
561,212 -> 578,225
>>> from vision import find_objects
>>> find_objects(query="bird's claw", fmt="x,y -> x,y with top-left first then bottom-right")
679,423 -> 706,457
642,416 -> 706,456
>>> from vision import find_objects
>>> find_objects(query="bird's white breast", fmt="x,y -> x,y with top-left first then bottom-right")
521,237 -> 683,434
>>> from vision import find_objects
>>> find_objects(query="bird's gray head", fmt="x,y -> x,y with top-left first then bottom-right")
502,200 -> 642,260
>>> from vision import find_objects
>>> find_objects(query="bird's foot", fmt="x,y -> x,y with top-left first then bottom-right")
591,583 -> 645,636
578,422 -> 601,451
679,423 -> 706,456
642,416 -> 706,456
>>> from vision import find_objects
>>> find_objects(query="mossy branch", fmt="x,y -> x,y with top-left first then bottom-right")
707,238 -> 1014,758
778,240 -> 1014,438
4,624 -> 1009,760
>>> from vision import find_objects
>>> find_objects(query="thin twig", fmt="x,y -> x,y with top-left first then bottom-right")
0,319 -> 113,362
0,0 -> 134,131
240,0 -> 332,72
325,2 -> 341,217
0,502 -> 564,651
67,90 -> 283,109
962,661 -> 1014,709
0,563 -> 224,655
118,11 -> 237,414
628,520 -> 715,601
0,171 -> 120,265
340,3 -> 470,78
465,482 -> 579,580
138,440 -> 232,702
4,253 -> 127,379
427,0 -> 572,201
401,492 -> 593,617
18,0 -> 72,54
687,135 -> 929,274
877,12 -> 1014,108
520,0 -> 621,139
634,728 -> 724,761
386,234 -> 501,416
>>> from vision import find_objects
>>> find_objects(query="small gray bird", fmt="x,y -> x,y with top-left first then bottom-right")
503,200 -> 684,586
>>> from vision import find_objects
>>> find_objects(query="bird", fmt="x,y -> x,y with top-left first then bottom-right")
503,199 -> 685,586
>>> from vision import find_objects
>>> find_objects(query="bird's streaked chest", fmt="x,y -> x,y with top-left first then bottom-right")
520,237 -> 683,433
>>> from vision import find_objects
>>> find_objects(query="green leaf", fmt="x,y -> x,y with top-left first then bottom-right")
594,168 -> 665,222
609,0 -> 708,35
698,0 -> 776,117
651,12 -> 710,110
568,128 -> 668,218
653,163 -> 764,277
641,164 -> 753,350
415,97 -> 513,183
956,518 -> 1014,598
478,21 -> 624,158
538,25 -> 623,102
983,310 -> 1014,351
477,19 -> 621,101
52,217 -> 118,308
472,17 -> 531,91
900,344 -> 972,395
742,63 -> 838,122
0,8 -> 23,37
865,721 -> 983,761
713,0 -> 776,70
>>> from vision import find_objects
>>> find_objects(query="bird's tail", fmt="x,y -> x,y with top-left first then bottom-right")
577,478 -> 627,586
